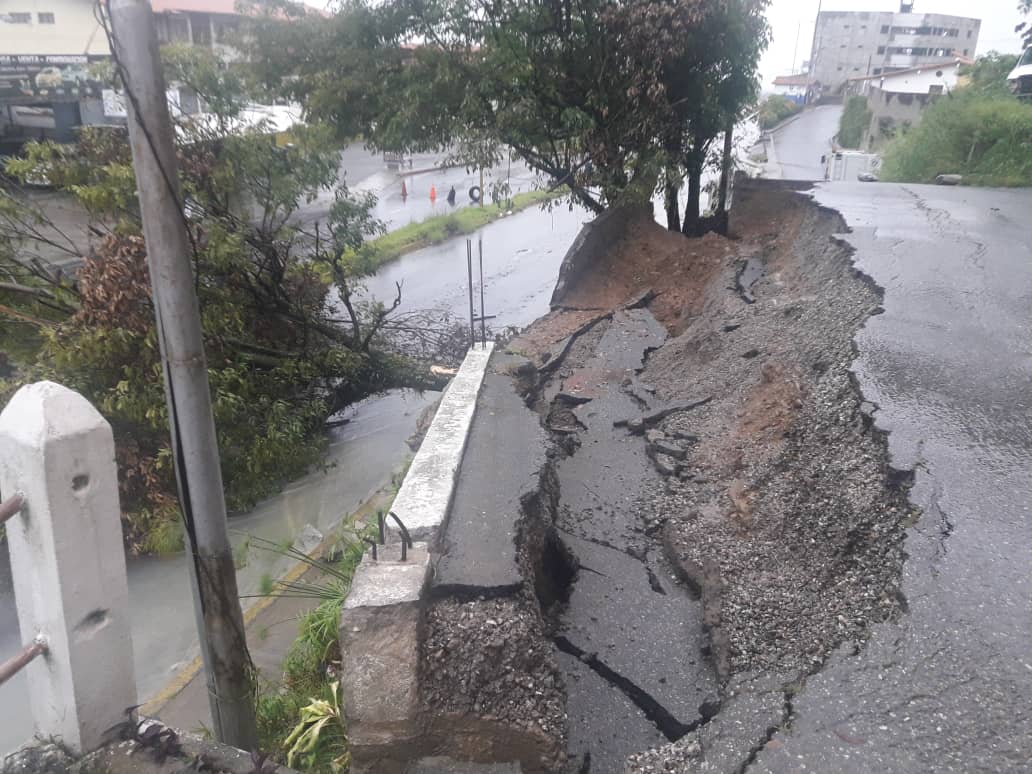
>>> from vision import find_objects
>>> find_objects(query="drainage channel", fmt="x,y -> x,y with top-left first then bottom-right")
536,309 -> 718,772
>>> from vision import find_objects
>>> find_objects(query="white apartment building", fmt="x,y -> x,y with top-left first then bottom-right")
809,3 -> 980,94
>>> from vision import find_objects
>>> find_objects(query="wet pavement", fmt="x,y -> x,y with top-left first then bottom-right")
434,363 -> 546,595
750,183 -> 1032,772
552,310 -> 717,771
362,203 -> 587,330
768,105 -> 843,181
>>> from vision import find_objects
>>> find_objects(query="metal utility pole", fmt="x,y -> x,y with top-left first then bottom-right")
717,120 -> 735,217
466,239 -> 476,347
106,0 -> 258,750
478,237 -> 486,347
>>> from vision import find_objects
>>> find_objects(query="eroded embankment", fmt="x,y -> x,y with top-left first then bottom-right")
507,181 -> 915,773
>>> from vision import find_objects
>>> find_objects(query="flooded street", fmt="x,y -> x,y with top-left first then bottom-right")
0,155 -> 582,753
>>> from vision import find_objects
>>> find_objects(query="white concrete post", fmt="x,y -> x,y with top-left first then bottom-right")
0,381 -> 137,753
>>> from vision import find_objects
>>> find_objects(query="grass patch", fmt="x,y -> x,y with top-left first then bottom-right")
254,517 -> 375,771
355,187 -> 561,272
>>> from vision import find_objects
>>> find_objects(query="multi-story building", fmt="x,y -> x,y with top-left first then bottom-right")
1,0 -> 247,147
808,3 -> 980,95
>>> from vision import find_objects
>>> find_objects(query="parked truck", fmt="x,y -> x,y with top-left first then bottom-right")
825,150 -> 881,182
1008,48 -> 1032,100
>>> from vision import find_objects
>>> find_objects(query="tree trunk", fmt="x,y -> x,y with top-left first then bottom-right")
664,178 -> 681,233
682,168 -> 702,236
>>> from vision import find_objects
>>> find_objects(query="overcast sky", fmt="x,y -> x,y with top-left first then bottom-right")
760,1 -> 1028,83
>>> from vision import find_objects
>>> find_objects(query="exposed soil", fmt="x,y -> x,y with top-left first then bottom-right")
507,180 -> 913,771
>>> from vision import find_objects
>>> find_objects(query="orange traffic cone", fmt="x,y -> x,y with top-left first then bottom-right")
430,185 -> 437,203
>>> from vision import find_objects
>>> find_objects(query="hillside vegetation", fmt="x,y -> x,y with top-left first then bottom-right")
881,53 -> 1032,186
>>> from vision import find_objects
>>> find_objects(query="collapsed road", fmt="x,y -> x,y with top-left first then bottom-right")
404,178 -> 1031,773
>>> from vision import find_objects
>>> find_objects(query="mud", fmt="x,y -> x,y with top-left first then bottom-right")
420,180 -> 912,773
509,182 -> 913,772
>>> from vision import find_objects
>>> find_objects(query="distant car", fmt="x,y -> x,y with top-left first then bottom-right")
1008,48 -> 1032,100
857,172 -> 879,182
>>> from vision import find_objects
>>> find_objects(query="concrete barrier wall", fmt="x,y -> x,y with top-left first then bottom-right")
340,344 -> 494,771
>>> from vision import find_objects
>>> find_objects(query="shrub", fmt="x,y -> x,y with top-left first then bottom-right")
758,95 -> 802,130
880,92 -> 1032,186
838,95 -> 872,149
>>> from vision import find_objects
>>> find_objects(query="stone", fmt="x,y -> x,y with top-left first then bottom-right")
652,438 -> 687,460
345,543 -> 431,609
341,603 -> 423,753
644,428 -> 666,445
292,523 -> 323,554
653,453 -> 679,477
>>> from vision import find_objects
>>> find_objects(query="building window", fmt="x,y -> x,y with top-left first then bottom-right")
878,46 -> 886,54
929,85 -> 944,95
7,12 -> 31,23
38,12 -> 55,23
964,49 -> 969,56
967,30 -> 972,39
881,25 -> 890,33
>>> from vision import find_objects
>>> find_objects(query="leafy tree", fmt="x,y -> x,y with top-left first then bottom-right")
246,0 -> 768,230
757,96 -> 802,130
960,52 -> 1020,97
1019,0 -> 1032,49
0,45 -> 437,553
650,0 -> 770,234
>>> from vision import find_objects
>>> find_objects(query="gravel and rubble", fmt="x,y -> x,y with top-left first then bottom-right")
639,188 -> 914,681
419,181 -> 912,773
421,596 -> 567,770
504,181 -> 914,772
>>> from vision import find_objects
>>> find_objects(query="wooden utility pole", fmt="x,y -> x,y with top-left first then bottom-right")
106,0 -> 258,750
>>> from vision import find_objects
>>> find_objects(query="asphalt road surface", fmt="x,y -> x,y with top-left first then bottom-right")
753,182 -> 1032,772
768,105 -> 843,181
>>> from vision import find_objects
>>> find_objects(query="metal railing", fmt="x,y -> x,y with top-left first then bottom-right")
0,492 -> 47,688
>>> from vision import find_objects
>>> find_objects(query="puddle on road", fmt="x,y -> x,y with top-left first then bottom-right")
735,256 -> 766,304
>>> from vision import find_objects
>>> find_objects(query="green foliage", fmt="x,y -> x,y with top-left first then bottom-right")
0,46 -> 433,553
283,682 -> 349,772
757,95 -> 802,130
959,52 -> 1021,98
880,90 -> 1032,186
838,96 -> 873,149
254,521 -> 371,770
246,0 -> 769,227
360,187 -> 559,268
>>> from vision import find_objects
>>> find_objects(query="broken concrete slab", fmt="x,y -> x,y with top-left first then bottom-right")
434,369 -> 546,594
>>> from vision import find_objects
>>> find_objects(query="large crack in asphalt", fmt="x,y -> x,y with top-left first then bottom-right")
519,308 -> 719,772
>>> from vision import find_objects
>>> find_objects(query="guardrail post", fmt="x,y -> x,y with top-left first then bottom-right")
0,381 -> 136,753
